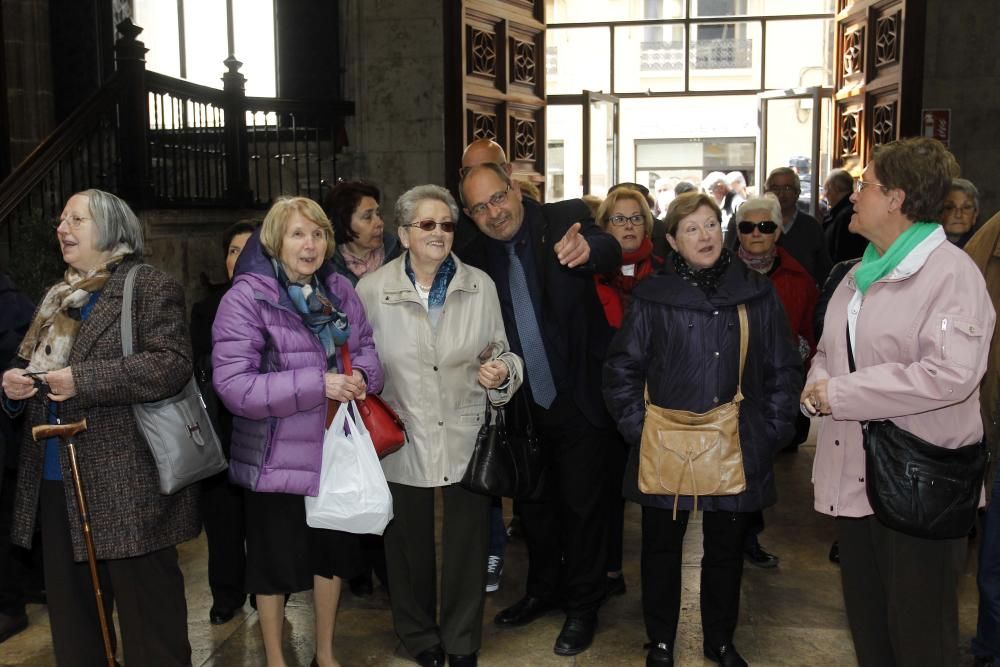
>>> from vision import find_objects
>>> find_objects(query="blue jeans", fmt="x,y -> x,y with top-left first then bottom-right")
488,499 -> 506,558
973,458 -> 1000,658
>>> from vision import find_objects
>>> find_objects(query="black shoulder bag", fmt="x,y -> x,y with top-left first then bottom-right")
847,325 -> 989,539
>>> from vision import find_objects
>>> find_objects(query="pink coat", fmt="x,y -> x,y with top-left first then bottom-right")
809,233 -> 995,517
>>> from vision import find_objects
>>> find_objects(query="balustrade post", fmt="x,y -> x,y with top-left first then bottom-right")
222,57 -> 251,207
115,19 -> 152,209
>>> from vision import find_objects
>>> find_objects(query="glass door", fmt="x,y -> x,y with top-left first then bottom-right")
546,90 -> 619,200
758,86 -> 833,218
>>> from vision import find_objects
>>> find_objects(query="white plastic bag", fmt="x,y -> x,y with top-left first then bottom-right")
305,400 -> 394,535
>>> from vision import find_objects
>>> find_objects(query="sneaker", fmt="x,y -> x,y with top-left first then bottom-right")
485,555 -> 503,593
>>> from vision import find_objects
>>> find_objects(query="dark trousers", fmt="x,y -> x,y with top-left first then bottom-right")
605,432 -> 628,574
383,482 -> 490,656
40,480 -> 191,667
0,468 -> 27,616
837,515 -> 965,667
973,458 -> 1000,659
641,507 -> 751,647
200,469 -> 246,610
520,393 -> 612,616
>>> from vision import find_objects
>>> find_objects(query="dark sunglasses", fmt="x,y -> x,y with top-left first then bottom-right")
738,220 -> 779,235
404,220 -> 456,233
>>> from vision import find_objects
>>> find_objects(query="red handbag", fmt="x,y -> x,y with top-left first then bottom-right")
326,345 -> 406,458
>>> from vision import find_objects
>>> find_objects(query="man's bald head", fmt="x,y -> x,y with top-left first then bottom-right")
461,139 -> 511,176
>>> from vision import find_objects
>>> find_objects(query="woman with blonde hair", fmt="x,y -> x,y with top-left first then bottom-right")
213,196 -> 383,667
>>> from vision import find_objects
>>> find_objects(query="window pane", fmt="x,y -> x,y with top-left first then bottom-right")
613,25 -> 685,93
620,96 -> 758,202
688,21 -> 762,91
692,0 -> 835,17
547,28 -> 611,94
233,0 -> 276,96
134,0 -> 181,77
184,0 -> 229,89
545,0 -> 685,24
764,19 -> 833,89
546,105 -> 584,202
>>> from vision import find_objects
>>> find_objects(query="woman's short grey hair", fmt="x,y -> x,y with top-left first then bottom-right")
395,185 -> 460,226
79,189 -> 144,255
950,178 -> 980,211
734,195 -> 782,229
702,171 -> 727,192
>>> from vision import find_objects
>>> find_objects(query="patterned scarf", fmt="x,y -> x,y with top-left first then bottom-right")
405,252 -> 456,329
272,259 -> 350,369
18,244 -> 132,371
671,248 -> 732,296
737,244 -> 778,274
854,221 -> 938,295
340,244 -> 385,280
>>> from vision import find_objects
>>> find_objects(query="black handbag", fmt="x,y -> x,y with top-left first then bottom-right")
847,326 -> 989,539
461,391 -> 544,500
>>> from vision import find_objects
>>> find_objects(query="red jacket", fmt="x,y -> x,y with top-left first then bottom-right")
769,247 -> 818,358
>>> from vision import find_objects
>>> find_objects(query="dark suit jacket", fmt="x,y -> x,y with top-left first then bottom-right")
11,258 -> 200,561
824,197 -> 866,263
457,197 -> 621,428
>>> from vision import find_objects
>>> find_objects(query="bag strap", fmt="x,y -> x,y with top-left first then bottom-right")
120,264 -> 147,358
339,342 -> 353,376
845,323 -> 857,373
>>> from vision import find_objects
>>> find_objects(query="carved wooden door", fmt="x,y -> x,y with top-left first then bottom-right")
444,1 -> 545,195
833,0 -> 926,174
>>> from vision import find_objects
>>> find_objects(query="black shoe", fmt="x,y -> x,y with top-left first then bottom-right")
553,614 -> 596,656
414,644 -> 445,667
0,612 -> 28,644
744,540 -> 779,568
704,643 -> 748,667
973,656 -> 996,667
494,595 -> 555,627
209,606 -> 236,625
828,541 -> 840,564
448,653 -> 477,666
349,572 -> 374,597
604,574 -> 626,598
645,641 -> 673,666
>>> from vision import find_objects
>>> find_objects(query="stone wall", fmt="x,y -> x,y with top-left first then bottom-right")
3,0 -> 55,167
339,0 -> 446,229
922,1 -> 1000,220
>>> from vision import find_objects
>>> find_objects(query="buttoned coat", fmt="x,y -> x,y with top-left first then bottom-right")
10,258 -> 200,561
356,253 -> 523,487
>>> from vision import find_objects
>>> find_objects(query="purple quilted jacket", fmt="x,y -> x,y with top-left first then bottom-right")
212,231 -> 383,496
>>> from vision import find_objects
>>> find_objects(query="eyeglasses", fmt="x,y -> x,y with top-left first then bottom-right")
738,220 -> 779,235
53,215 -> 90,231
467,186 -> 511,219
767,185 -> 798,194
608,214 -> 644,227
404,220 -> 456,233
854,180 -> 888,193
943,203 -> 976,215
677,218 -> 720,237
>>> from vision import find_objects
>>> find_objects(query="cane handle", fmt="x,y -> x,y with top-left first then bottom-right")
32,419 -> 88,441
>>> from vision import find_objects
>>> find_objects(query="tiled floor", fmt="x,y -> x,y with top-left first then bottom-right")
0,432 -> 982,666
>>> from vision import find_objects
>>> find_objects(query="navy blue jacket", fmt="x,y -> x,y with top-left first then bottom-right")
603,253 -> 803,512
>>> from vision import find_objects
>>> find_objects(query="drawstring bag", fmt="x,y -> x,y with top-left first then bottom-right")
306,400 -> 393,535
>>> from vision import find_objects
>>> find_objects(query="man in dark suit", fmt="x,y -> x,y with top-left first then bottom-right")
823,168 -> 866,263
458,163 -> 621,657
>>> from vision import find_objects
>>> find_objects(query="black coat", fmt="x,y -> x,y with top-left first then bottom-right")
190,285 -> 234,455
458,197 -> 622,427
823,196 -> 866,264
602,254 -> 803,512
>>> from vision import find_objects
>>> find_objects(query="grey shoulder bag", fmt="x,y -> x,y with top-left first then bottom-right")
122,264 -> 227,494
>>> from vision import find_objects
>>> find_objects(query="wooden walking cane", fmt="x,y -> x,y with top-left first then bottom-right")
32,418 -> 115,667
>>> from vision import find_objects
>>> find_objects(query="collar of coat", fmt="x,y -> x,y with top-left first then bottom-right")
631,250 -> 773,311
377,253 -> 481,305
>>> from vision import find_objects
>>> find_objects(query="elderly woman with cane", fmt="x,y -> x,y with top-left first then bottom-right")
1,189 -> 198,665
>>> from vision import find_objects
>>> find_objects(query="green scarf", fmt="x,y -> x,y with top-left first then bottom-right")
854,221 -> 939,295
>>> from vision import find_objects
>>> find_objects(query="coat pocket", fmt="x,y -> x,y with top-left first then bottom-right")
939,315 -> 986,369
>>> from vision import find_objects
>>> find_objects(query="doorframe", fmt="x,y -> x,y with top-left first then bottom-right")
547,90 -> 620,195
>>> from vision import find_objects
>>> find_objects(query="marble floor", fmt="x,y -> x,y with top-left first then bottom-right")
0,432 -> 983,666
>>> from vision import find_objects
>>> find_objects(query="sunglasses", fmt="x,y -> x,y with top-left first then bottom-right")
738,220 -> 779,235
404,220 -> 456,233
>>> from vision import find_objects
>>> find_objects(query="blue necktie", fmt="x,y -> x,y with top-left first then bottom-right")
505,243 -> 557,408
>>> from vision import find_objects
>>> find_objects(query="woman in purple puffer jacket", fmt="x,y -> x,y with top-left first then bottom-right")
212,196 -> 383,667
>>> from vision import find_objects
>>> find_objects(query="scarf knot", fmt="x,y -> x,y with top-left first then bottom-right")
273,259 -> 350,368
671,248 -> 731,296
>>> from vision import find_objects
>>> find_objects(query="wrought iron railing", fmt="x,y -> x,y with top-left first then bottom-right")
640,38 -> 754,72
